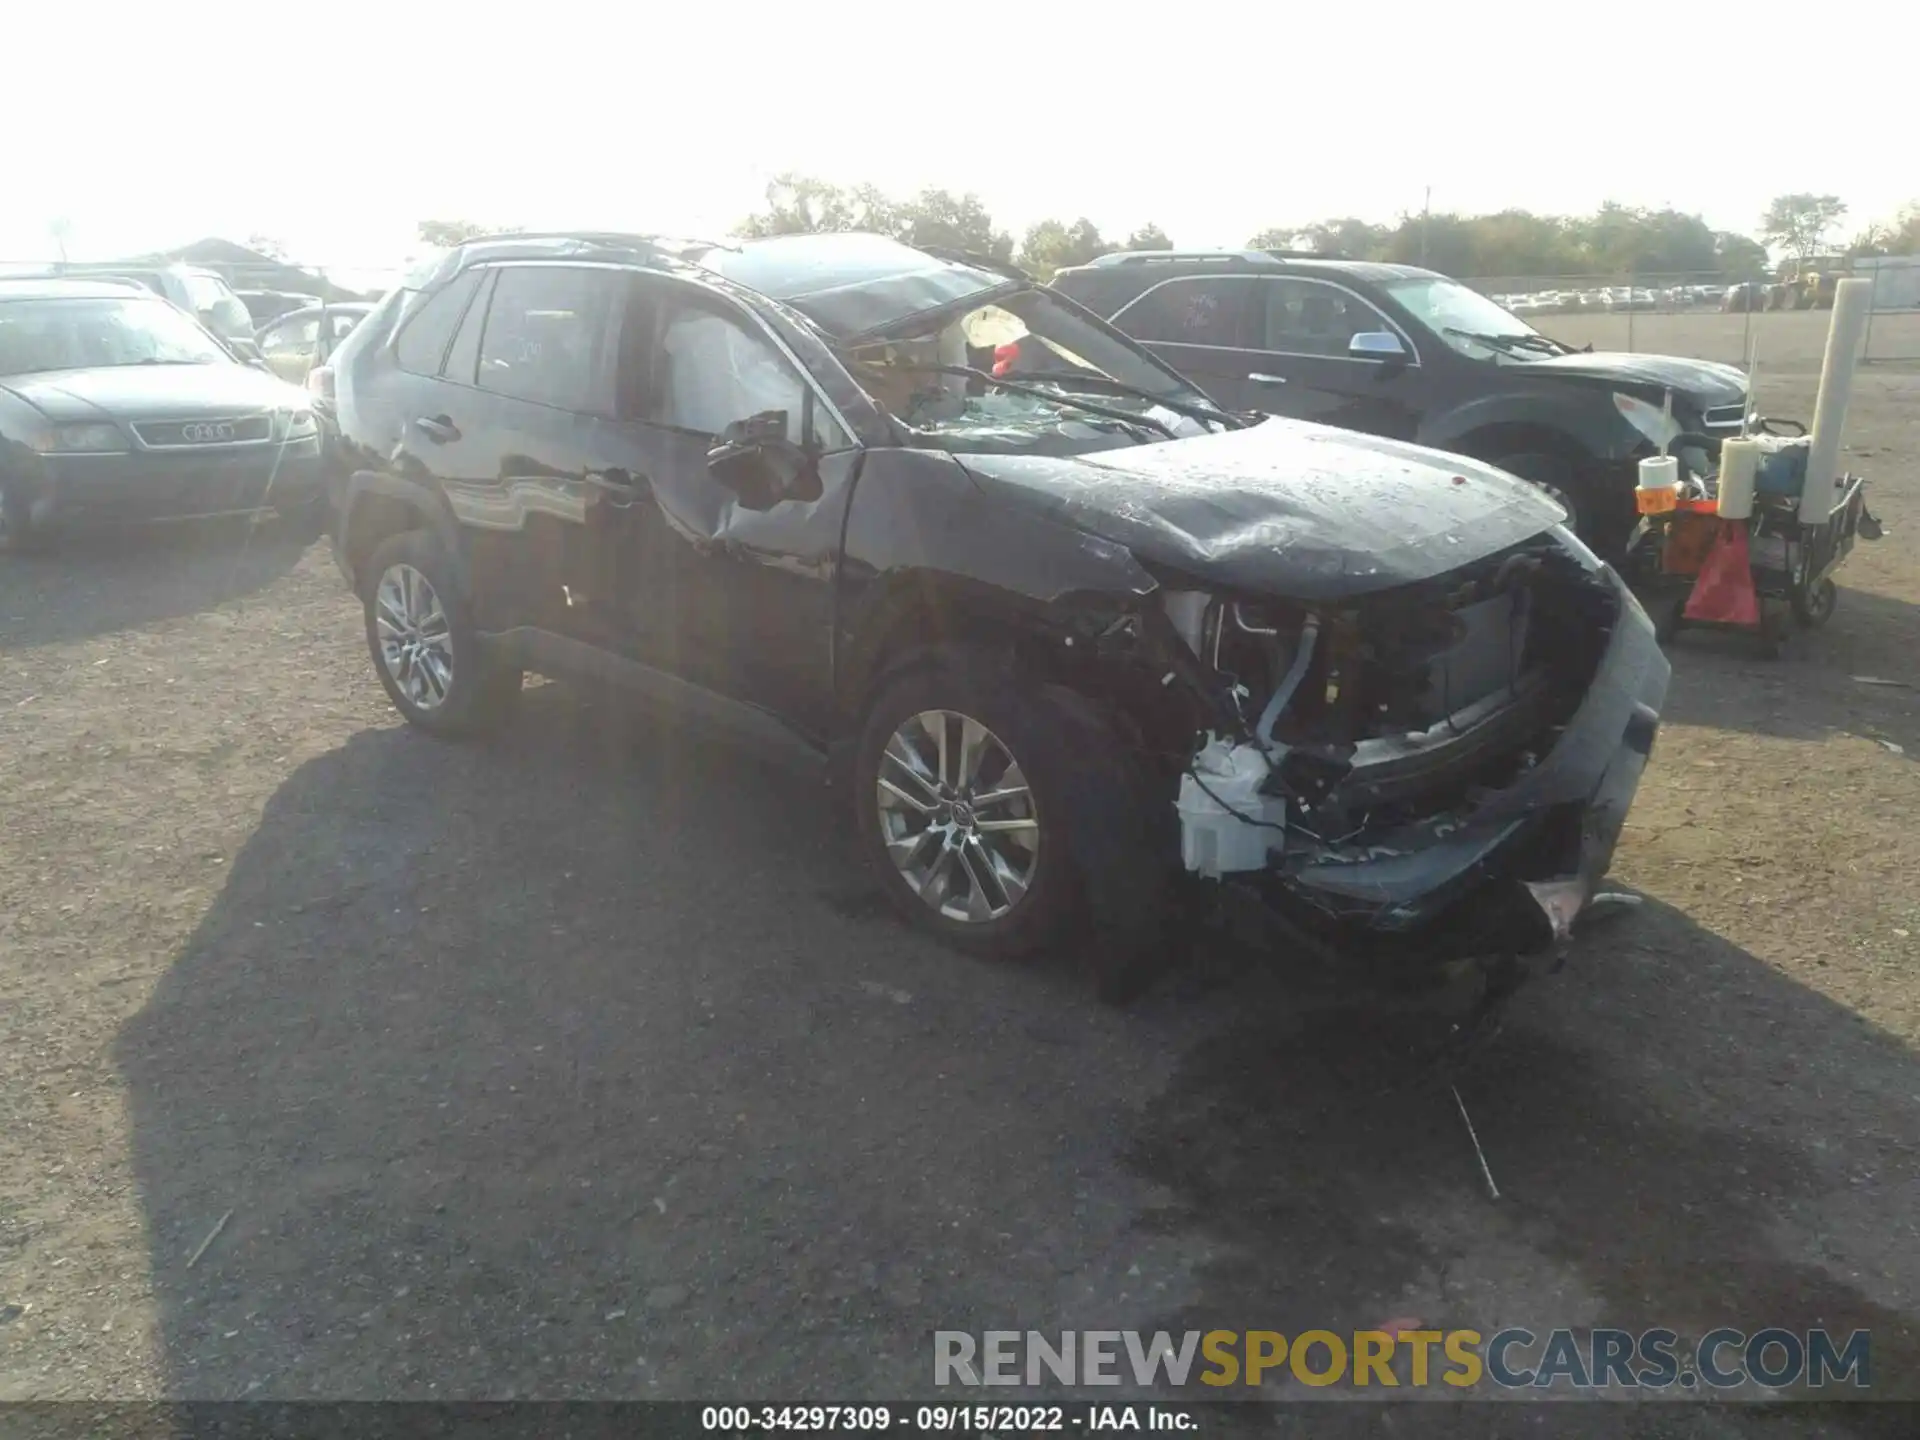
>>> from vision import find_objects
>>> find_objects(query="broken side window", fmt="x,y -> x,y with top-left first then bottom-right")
644,297 -> 851,451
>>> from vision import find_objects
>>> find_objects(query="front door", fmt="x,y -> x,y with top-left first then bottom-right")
1231,276 -> 1426,441
1112,272 -> 1427,441
589,276 -> 860,740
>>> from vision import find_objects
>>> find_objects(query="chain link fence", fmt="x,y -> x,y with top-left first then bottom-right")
1464,262 -> 1920,368
1855,256 -> 1920,365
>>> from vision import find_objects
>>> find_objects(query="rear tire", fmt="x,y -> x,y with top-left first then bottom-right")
361,529 -> 521,738
853,646 -> 1175,1001
1487,448 -> 1640,558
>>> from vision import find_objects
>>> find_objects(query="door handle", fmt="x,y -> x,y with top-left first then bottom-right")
413,414 -> 460,443
1248,372 -> 1288,386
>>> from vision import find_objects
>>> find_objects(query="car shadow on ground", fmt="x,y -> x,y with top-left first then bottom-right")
1658,585 -> 1919,759
1125,892 -> 1920,1419
113,686 -> 1920,1426
0,521 -> 310,653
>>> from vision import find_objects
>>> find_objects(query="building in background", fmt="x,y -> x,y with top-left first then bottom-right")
145,238 -> 371,303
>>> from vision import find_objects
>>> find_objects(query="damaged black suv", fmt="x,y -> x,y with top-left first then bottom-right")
326,231 -> 1669,1001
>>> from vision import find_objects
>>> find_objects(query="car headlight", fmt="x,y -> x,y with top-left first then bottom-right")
1611,391 -> 1681,451
29,422 -> 129,454
280,409 -> 318,439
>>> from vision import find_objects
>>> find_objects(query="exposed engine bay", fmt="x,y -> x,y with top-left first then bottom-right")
1013,525 -> 1641,977
1169,535 -> 1617,878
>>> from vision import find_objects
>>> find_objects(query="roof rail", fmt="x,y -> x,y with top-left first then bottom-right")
457,230 -> 734,256
1084,248 -> 1307,268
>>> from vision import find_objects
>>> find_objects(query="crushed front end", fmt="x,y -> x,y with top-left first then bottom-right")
1148,527 -> 1669,988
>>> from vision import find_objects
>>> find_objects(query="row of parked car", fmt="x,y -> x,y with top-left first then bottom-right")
4,233 -> 1707,1008
1498,284 -> 1728,315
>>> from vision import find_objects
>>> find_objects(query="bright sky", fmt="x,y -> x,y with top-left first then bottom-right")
7,0 -> 1910,283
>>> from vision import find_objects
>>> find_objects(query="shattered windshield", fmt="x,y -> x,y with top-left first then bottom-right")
1383,277 -> 1560,363
845,287 -> 1224,455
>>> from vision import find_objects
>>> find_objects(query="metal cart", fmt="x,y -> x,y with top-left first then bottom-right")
1625,430 -> 1881,658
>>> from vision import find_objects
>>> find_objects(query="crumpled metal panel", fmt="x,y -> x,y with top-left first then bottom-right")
956,416 -> 1569,601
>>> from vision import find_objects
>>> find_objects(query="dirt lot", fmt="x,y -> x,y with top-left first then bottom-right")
2,322 -> 1917,1430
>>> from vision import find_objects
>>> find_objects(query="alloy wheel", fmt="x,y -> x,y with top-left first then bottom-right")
374,563 -> 455,710
875,709 -> 1041,924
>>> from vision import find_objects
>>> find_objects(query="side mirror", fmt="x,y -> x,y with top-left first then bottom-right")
1348,331 -> 1407,362
706,411 -> 814,511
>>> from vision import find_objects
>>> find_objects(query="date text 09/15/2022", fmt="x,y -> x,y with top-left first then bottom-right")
700,1406 -> 1191,1432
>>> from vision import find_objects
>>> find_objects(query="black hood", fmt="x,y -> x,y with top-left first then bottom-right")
0,364 -> 308,423
1522,350 -> 1747,406
954,418 -> 1570,601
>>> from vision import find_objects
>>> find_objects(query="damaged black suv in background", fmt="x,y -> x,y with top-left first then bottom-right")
1050,249 -> 1752,558
324,231 -> 1669,1002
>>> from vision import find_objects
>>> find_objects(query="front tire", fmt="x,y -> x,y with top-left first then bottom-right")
361,529 -> 521,738
852,647 -> 1175,999
1488,450 -> 1584,534
0,480 -> 44,554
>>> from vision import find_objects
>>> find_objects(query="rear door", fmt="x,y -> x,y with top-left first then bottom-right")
436,262 -> 632,646
1104,274 -> 1269,412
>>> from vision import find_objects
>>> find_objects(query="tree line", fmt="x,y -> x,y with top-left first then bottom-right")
414,184 -> 1918,282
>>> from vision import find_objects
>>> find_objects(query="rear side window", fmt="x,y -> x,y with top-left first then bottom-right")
394,269 -> 483,376
1113,276 -> 1256,349
179,273 -> 254,337
475,266 -> 620,413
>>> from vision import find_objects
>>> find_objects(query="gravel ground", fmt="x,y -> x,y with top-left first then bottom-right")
2,353 -> 1917,1432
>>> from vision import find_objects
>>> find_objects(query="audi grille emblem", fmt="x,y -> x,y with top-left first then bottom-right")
180,421 -> 237,443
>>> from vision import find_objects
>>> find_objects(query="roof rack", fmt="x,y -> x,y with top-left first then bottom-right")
456,231 -> 735,259
1083,248 -> 1322,268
